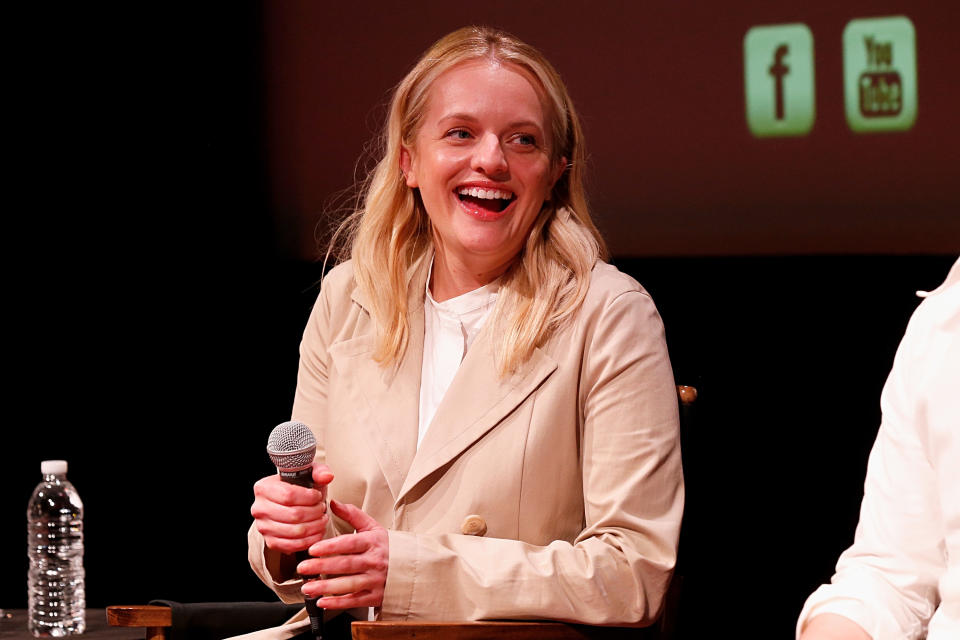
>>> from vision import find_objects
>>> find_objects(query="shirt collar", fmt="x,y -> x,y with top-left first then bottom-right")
424,258 -> 500,317
916,257 -> 960,298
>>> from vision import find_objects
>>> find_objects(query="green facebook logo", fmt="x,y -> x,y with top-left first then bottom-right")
744,24 -> 816,137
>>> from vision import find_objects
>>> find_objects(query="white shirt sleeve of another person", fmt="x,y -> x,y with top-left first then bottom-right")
796,258 -> 960,640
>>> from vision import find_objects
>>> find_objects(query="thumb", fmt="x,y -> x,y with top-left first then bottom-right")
330,499 -> 380,532
312,463 -> 334,487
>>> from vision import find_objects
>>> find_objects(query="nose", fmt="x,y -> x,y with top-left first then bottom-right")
471,133 -> 509,178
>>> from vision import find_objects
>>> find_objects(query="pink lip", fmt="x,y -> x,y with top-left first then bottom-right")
453,181 -> 516,221
458,196 -> 513,221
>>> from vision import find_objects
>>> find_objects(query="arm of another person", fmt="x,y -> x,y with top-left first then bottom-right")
796,300 -> 948,639
365,288 -> 684,624
800,614 -> 871,640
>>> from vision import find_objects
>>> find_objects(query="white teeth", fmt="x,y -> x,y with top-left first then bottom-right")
458,186 -> 513,200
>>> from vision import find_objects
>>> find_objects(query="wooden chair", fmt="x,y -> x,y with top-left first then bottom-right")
107,605 -> 170,640
351,620 -> 663,639
109,386 -> 697,640
106,601 -> 302,640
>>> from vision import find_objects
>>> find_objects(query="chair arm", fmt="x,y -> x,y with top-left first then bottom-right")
676,385 -> 697,406
106,605 -> 172,640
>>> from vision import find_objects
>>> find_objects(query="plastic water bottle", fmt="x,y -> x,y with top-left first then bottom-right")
27,460 -> 85,637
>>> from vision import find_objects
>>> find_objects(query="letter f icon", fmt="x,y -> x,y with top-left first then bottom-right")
769,44 -> 790,120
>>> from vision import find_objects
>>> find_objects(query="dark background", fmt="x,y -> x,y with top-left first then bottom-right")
261,1 -> 959,258
4,3 -> 958,638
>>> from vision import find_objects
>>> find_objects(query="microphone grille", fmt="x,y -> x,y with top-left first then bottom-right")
266,421 -> 317,470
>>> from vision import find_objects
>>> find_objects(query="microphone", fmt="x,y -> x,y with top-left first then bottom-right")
267,421 -> 324,640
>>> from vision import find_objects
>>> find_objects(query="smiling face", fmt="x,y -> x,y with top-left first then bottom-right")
401,59 -> 565,297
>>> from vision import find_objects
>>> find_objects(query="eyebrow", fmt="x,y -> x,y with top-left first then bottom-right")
437,113 -> 544,131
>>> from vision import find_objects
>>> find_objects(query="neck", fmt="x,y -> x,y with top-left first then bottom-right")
430,248 -> 512,302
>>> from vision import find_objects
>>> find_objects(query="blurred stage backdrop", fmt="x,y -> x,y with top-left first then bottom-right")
4,2 -> 958,638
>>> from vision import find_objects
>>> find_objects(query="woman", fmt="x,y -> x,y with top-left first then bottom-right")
249,26 -> 683,627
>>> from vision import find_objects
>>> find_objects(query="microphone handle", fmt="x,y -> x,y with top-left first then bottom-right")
301,588 -> 323,640
279,466 -> 324,640
279,467 -> 314,488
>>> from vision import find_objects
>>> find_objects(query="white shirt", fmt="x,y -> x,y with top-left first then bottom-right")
797,258 -> 960,640
418,264 -> 498,449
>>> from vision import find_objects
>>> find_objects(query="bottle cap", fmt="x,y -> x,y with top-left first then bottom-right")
41,460 -> 68,475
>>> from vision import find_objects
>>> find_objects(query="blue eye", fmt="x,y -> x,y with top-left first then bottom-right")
515,133 -> 537,147
446,129 -> 471,140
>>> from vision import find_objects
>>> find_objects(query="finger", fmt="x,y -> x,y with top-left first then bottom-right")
302,574 -> 380,598
261,531 -> 328,555
297,553 -> 378,577
315,591 -> 381,610
250,498 -> 326,525
308,531 -> 370,557
312,463 -> 335,487
254,517 -> 328,542
254,476 -> 323,507
329,499 -> 379,532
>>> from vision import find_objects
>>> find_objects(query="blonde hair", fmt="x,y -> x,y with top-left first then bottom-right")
330,26 -> 608,374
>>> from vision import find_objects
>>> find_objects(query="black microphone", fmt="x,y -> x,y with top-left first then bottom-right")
267,421 -> 324,640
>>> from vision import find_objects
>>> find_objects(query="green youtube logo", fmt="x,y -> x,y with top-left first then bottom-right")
843,16 -> 917,133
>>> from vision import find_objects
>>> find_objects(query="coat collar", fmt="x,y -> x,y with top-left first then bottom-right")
331,252 -> 558,507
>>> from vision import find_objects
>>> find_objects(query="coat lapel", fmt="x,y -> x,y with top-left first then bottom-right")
396,325 -> 558,506
328,253 -> 559,507
326,260 -> 429,501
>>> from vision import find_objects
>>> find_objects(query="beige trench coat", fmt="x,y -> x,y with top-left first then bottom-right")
248,256 -> 683,626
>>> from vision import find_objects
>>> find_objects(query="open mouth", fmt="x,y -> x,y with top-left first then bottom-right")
456,186 -> 515,214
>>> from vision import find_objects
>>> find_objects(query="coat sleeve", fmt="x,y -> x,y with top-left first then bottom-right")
381,287 -> 684,625
248,274 -> 336,603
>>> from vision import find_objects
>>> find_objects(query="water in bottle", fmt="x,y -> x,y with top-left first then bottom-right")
27,460 -> 85,637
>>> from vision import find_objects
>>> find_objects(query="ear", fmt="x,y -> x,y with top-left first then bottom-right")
546,156 -> 567,201
553,156 -> 568,187
400,146 -> 418,188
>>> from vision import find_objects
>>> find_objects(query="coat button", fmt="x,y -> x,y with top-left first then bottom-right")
460,514 -> 487,536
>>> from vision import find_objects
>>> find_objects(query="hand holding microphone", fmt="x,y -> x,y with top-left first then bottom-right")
251,421 -> 389,616
252,421 -> 332,639
252,422 -> 333,555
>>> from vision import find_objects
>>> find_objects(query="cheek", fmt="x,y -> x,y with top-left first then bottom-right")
520,156 -> 556,190
430,147 -> 468,175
